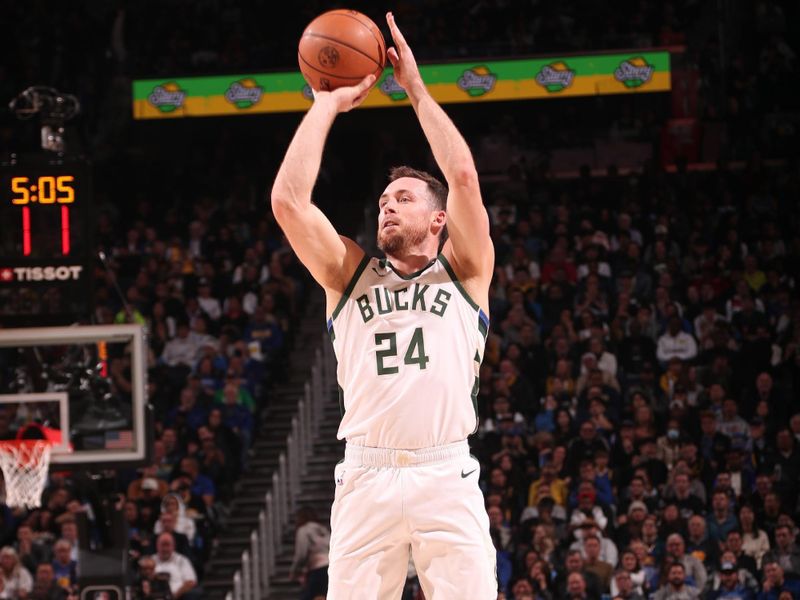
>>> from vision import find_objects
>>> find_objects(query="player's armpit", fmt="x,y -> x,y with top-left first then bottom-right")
272,199 -> 364,293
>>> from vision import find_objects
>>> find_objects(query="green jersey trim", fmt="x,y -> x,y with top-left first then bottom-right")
330,253 -> 371,321
438,253 -> 490,340
380,257 -> 438,280
437,254 -> 480,312
470,376 -> 480,433
439,254 -> 481,311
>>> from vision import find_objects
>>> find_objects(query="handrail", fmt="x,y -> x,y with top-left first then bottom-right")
227,332 -> 334,599
250,532 -> 261,600
232,571 -> 242,600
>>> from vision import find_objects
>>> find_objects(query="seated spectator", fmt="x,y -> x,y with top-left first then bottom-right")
244,304 -> 285,363
526,558 -> 555,598
133,556 -> 172,600
656,316 -> 698,365
664,534 -> 708,591
612,570 -> 646,600
655,417 -> 683,470
176,457 -> 215,510
487,505 -> 514,553
556,551 -> 602,599
569,460 -> 614,508
196,425 -> 233,490
124,500 -> 151,563
723,449 -> 755,501
159,429 -> 184,471
13,524 -> 50,576
630,536 -> 661,591
213,378 -> 255,412
614,474 -> 655,518
528,463 -> 568,508
717,399 -> 751,452
509,577 -> 536,600
30,563 -> 66,600
50,540 -> 76,591
610,550 -> 647,598
687,514 -> 720,570
706,559 -> 755,600
758,560 -> 800,600
128,466 -> 169,502
0,546 -> 33,599
582,533 -> 614,593
569,483 -> 611,533
663,471 -> 706,521
530,523 -> 557,565
738,505 -> 770,568
533,394 -> 559,433
707,489 -> 739,546
653,562 -> 699,600
725,529 -> 760,580
762,524 -> 800,578
660,503 -> 688,539
572,521 -> 619,567
206,408 -> 242,466
567,420 -> 610,477
153,511 -> 192,560
152,532 -> 199,599
157,493 -> 196,544
56,521 -> 79,566
217,386 -> 255,463
165,387 -> 208,435
160,321 -> 201,371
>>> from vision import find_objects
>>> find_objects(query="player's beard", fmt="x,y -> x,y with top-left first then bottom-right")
377,221 -> 429,256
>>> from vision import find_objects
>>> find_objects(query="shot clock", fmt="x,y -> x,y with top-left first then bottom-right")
0,157 -> 93,325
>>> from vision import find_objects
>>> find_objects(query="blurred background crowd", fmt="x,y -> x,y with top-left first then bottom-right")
0,0 -> 799,599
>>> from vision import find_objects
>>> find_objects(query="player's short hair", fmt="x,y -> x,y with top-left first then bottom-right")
388,166 -> 447,212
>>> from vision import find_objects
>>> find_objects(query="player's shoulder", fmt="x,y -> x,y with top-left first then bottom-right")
440,241 -> 493,283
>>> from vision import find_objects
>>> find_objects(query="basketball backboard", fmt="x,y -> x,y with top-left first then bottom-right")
0,324 -> 149,469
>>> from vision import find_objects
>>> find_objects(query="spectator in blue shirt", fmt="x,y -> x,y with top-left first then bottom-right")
51,539 -> 77,591
758,561 -> 800,600
707,489 -> 739,545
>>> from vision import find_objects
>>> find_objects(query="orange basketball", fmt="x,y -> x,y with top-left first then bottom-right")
298,9 -> 386,92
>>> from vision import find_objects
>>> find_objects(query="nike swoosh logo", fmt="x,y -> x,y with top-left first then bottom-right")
371,267 -> 389,277
461,468 -> 477,478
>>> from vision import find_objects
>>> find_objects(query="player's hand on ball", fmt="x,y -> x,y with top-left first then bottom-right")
386,12 -> 423,95
313,73 -> 376,113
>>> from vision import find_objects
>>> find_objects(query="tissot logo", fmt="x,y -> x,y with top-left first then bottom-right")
0,265 -> 84,282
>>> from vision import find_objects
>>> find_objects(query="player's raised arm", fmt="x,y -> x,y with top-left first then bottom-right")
270,75 -> 375,295
386,13 -> 494,296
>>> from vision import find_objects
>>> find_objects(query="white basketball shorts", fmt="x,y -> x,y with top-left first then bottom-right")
327,440 -> 497,599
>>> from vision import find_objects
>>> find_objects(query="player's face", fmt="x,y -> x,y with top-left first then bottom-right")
377,177 -> 440,256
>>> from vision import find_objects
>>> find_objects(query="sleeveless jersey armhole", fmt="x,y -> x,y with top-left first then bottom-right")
329,254 -> 371,323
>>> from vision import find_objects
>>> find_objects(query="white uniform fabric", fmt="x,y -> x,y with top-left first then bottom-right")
328,442 -> 496,599
328,255 -> 487,449
326,254 -> 496,598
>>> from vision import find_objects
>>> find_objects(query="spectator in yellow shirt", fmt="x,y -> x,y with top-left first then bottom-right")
528,463 -> 569,507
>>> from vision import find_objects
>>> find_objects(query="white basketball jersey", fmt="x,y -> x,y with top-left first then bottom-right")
327,254 -> 489,449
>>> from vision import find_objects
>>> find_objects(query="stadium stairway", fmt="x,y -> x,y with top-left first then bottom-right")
201,286 -> 343,600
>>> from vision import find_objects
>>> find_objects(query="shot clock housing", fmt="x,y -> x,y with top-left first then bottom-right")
0,155 -> 93,326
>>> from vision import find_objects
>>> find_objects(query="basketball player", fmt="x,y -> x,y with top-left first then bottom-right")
271,12 -> 496,599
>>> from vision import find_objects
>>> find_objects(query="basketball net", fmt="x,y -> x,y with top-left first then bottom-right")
0,440 -> 52,509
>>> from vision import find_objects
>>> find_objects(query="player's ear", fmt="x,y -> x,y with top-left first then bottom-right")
431,210 -> 446,234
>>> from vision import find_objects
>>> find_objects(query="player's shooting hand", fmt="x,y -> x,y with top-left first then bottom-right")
313,74 -> 375,113
386,12 -> 424,96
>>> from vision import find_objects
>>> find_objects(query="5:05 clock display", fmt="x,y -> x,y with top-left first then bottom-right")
11,175 -> 75,204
